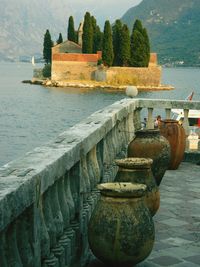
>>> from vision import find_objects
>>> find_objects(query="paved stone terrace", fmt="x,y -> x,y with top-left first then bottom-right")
88,162 -> 200,267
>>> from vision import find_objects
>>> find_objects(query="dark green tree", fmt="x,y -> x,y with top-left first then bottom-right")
120,24 -> 130,66
56,33 -> 63,44
82,12 -> 93,53
130,19 -> 150,67
102,20 -> 114,66
130,29 -> 146,67
91,16 -> 103,53
93,25 -> 103,52
142,27 -> 151,66
68,16 -> 76,42
112,19 -> 123,66
43,29 -> 53,64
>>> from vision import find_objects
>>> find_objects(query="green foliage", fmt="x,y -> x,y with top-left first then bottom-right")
130,19 -> 150,67
42,64 -> 51,78
56,33 -> 63,44
68,16 -> 76,42
120,24 -> 131,66
82,12 -> 93,53
91,16 -> 103,53
102,20 -> 114,67
122,0 -> 200,66
43,29 -> 53,64
93,25 -> 103,53
112,19 -> 123,66
97,58 -> 103,65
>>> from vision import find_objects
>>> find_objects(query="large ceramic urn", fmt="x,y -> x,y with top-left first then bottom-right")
128,129 -> 170,186
115,158 -> 160,216
159,119 -> 186,170
88,183 -> 155,267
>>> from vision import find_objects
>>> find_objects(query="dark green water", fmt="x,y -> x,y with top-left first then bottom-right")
0,62 -> 199,166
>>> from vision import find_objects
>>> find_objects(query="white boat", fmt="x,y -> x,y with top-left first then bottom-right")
172,92 -> 200,139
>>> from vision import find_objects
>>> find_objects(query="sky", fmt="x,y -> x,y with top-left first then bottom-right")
66,0 -> 142,27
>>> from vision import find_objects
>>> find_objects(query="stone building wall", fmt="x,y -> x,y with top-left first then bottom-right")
95,66 -> 162,86
52,61 -> 97,81
51,52 -> 102,81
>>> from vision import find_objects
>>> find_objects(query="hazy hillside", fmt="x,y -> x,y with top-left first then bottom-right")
122,0 -> 200,66
0,0 -> 70,61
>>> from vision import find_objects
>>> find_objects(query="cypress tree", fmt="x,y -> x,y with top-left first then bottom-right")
82,12 -> 93,53
56,33 -> 63,44
43,29 -> 53,64
120,24 -> 131,66
68,16 -> 76,42
112,19 -> 123,66
102,20 -> 114,67
93,25 -> 103,53
91,16 -> 102,53
130,29 -> 146,67
142,27 -> 150,67
130,19 -> 150,67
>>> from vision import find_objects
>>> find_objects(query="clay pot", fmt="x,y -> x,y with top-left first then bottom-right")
128,129 -> 171,186
115,158 -> 160,216
88,183 -> 155,267
159,119 -> 186,170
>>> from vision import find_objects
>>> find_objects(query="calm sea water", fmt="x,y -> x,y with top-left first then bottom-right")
0,62 -> 200,166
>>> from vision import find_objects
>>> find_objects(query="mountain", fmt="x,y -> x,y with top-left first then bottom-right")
0,0 -> 71,61
122,0 -> 200,66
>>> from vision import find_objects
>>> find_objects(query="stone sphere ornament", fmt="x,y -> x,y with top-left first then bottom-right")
125,86 -> 138,98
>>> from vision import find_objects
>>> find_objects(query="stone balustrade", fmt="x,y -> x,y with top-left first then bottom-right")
0,98 -> 200,267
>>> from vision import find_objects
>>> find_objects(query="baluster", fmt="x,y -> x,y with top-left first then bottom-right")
6,223 -> 23,267
16,214 -> 34,267
39,198 -> 50,259
182,109 -> 190,136
59,235 -> 72,267
86,152 -> 95,190
64,173 -> 75,222
57,176 -> 70,230
71,221 -> 80,259
64,228 -> 76,263
52,244 -> 65,267
69,164 -> 80,221
50,182 -> 64,240
42,253 -> 59,267
133,107 -> 142,131
102,137 -> 112,183
146,108 -> 154,129
89,146 -> 101,186
165,108 -> 171,119
80,156 -> 91,200
96,140 -> 104,183
0,231 -> 8,267
43,189 -> 57,248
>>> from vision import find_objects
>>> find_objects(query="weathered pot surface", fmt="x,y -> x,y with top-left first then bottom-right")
88,182 -> 155,267
115,157 -> 160,216
159,119 -> 186,170
128,129 -> 170,186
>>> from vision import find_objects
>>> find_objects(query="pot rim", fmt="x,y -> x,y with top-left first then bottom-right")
160,119 -> 178,123
97,182 -> 147,198
136,129 -> 160,134
115,157 -> 153,169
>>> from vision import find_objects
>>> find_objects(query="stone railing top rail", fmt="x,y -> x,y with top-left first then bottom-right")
138,98 -> 200,110
0,97 -> 200,231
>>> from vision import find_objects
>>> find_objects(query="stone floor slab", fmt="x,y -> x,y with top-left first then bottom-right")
150,256 -> 182,266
